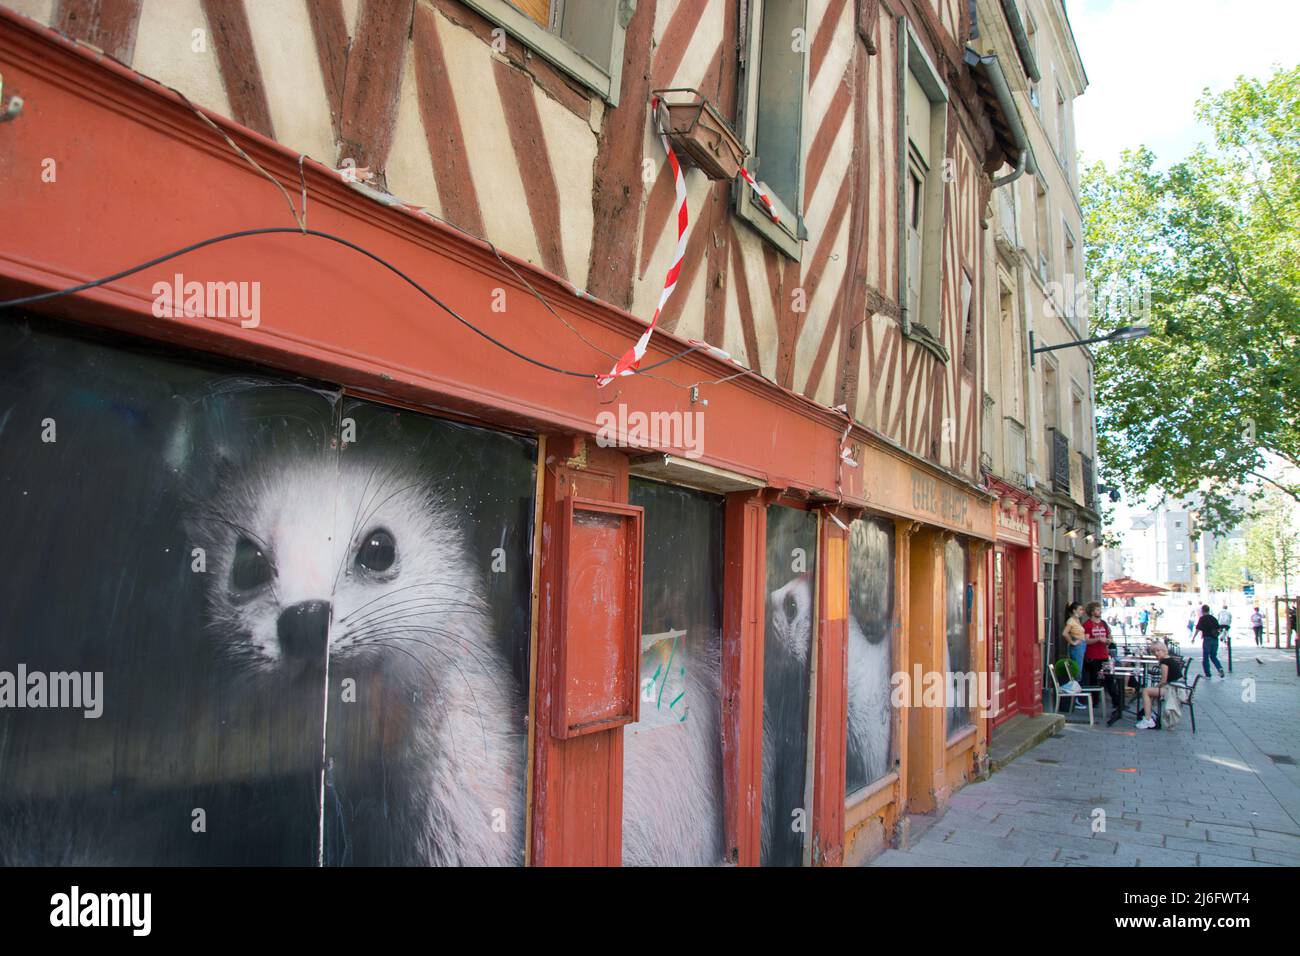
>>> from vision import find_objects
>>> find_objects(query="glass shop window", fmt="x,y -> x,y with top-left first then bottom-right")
944,536 -> 972,736
623,479 -> 725,866
762,505 -> 818,866
846,516 -> 897,797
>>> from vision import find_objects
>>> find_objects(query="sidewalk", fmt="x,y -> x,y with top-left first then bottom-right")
872,646 -> 1300,866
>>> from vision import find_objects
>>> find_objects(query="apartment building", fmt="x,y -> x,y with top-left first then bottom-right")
975,0 -> 1094,682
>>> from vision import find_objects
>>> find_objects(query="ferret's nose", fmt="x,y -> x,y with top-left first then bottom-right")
277,600 -> 332,659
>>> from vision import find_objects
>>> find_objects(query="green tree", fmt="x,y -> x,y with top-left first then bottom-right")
1206,539 -> 1248,593
1244,489 -> 1300,599
1082,65 -> 1300,531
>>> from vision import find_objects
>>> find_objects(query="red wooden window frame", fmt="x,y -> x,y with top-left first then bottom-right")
550,496 -> 644,739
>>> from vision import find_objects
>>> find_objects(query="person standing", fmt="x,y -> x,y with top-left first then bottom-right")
1062,602 -> 1087,706
1250,606 -> 1264,646
1138,606 -> 1150,636
1195,604 -> 1226,679
1082,602 -> 1113,709
1187,604 -> 1198,642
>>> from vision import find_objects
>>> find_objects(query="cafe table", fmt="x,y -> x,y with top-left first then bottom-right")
1114,656 -> 1161,721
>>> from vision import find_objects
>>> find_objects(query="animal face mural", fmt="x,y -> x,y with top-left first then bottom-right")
0,315 -> 534,865
846,517 -> 896,795
761,506 -> 817,867
622,480 -> 724,866
945,536 -> 971,736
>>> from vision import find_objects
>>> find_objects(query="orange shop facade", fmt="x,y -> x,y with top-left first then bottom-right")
0,12 -> 995,867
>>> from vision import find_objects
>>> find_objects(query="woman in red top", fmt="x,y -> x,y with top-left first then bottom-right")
1082,601 -> 1115,714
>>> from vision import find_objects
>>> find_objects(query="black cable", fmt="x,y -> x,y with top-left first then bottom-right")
0,227 -> 705,381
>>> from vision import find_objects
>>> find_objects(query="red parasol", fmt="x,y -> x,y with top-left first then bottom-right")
1102,576 -> 1170,597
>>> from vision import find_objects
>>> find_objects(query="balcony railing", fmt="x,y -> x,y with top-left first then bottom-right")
1080,453 -> 1096,511
1005,418 -> 1027,481
1050,428 -> 1070,492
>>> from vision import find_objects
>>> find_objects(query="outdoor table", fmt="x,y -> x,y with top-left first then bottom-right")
1115,657 -> 1160,721
1109,667 -> 1139,719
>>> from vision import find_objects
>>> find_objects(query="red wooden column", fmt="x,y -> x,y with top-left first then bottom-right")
529,435 -> 631,866
721,490 -> 766,865
1021,518 -> 1044,716
811,508 -> 849,866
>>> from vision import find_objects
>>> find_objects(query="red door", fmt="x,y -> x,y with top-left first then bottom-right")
992,548 -> 1019,727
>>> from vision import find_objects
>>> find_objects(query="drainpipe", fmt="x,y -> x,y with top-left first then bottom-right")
994,148 -> 1027,189
999,0 -> 1042,83
963,49 -> 1036,190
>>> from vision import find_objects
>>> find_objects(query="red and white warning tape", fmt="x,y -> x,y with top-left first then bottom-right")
738,166 -> 780,225
597,99 -> 783,387
597,97 -> 688,386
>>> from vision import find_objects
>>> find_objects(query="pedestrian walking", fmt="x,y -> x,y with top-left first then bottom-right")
1217,603 -> 1233,642
1250,606 -> 1264,646
1195,604 -> 1226,679
1138,605 -> 1149,636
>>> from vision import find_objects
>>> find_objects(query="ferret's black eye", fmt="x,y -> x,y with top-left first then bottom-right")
231,537 -> 273,591
784,594 -> 799,622
356,528 -> 396,573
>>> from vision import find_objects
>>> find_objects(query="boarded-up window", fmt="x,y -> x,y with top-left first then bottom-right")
945,536 -> 971,736
623,480 -> 725,866
0,314 -> 537,866
846,517 -> 896,796
762,506 -> 818,866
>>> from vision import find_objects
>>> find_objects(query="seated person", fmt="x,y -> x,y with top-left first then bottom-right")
1136,643 -> 1184,730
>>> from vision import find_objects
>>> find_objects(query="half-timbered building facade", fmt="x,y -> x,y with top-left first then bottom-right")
0,0 -> 1076,865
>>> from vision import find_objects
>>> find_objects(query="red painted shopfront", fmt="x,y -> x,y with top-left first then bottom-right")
985,478 -> 1044,729
0,8 -> 996,866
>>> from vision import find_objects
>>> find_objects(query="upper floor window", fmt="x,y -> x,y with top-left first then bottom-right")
465,0 -> 631,105
1063,220 -> 1080,331
899,19 -> 949,354
1055,83 -> 1069,173
1034,181 -> 1050,282
1042,358 -> 1059,433
1025,7 -> 1041,114
736,0 -> 809,258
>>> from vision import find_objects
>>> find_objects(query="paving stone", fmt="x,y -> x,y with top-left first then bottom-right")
1163,835 -> 1253,859
868,651 -> 1299,868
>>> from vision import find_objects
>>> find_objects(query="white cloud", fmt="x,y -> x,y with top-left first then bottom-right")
1070,0 -> 1300,168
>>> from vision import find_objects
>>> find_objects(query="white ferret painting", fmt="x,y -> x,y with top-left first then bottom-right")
188,451 -> 526,866
846,518 -> 895,791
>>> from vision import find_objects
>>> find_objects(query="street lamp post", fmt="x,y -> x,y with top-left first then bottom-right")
1030,325 -> 1151,365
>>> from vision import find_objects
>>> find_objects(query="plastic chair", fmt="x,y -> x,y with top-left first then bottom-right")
1048,662 -> 1094,726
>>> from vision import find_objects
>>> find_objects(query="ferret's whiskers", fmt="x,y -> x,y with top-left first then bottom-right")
347,625 -> 510,704
340,596 -> 486,630
338,582 -> 486,622
350,634 -> 490,758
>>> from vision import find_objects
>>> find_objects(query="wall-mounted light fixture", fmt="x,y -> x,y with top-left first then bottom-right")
1029,325 -> 1152,366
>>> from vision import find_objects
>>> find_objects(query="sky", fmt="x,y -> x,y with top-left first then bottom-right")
1069,0 -> 1300,169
